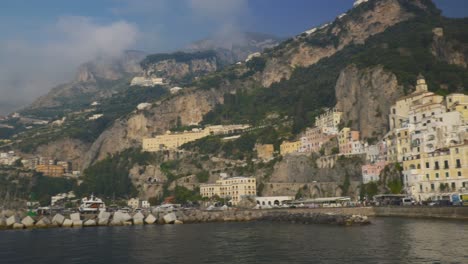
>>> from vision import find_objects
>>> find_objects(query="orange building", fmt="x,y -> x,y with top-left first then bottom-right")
35,164 -> 66,177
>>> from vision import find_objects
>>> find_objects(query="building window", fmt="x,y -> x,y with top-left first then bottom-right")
444,160 -> 449,169
420,185 -> 423,191
426,162 -> 430,169
436,173 -> 439,178
446,172 -> 449,178
426,174 -> 429,180
458,171 -> 462,177
435,162 -> 439,170
456,148 -> 459,154
431,184 -> 435,190
451,182 -> 456,189
456,159 -> 461,168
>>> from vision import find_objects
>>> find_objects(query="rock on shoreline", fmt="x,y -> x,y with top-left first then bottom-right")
0,209 -> 370,230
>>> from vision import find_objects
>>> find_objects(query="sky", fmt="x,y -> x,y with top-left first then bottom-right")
0,0 -> 467,114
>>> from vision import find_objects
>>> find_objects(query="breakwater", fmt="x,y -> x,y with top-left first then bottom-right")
0,209 -> 370,230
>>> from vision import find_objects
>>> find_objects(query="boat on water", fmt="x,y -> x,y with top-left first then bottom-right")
79,195 -> 106,213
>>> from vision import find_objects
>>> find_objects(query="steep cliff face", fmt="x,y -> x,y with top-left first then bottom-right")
142,57 -> 218,83
82,89 -> 224,167
260,0 -> 425,87
431,28 -> 468,68
186,32 -> 282,64
35,138 -> 91,170
335,65 -> 405,140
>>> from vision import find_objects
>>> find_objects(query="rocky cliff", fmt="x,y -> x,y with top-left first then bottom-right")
82,89 -> 225,167
259,0 -> 430,87
335,65 -> 405,140
141,55 -> 219,83
431,28 -> 468,68
35,138 -> 91,170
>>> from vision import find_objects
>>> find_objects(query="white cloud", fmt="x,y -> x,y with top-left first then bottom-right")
0,16 -> 139,114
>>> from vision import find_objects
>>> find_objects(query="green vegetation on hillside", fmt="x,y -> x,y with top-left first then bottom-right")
16,85 -> 167,152
201,14 -> 468,134
77,148 -> 158,198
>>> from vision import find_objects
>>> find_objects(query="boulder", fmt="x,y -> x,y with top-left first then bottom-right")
12,223 -> 24,229
132,212 -> 145,225
163,213 -> 177,224
52,214 -> 66,226
112,211 -> 132,224
70,213 -> 81,221
84,219 -> 97,227
98,211 -> 111,226
98,211 -> 111,220
144,214 -> 157,225
97,218 -> 108,226
72,220 -> 83,227
174,220 -> 184,225
0,216 -> 7,228
21,216 -> 35,228
35,217 -> 51,228
6,215 -> 21,227
62,219 -> 73,227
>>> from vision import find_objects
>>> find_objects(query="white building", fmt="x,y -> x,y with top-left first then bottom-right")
255,196 -> 294,206
130,76 -> 164,87
88,114 -> 103,121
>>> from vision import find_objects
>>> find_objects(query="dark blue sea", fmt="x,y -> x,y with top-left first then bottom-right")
1,217 -> 467,264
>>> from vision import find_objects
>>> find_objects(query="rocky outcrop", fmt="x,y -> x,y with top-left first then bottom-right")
83,89 -> 224,167
431,28 -> 468,68
260,0 -> 422,87
35,138 -> 91,170
335,65 -> 405,140
143,58 -> 218,83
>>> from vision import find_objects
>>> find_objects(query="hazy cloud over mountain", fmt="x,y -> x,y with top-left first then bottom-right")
0,16 -> 139,114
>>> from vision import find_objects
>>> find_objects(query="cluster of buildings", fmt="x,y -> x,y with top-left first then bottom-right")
268,75 -> 468,202
20,156 -> 79,177
277,107 -> 366,157
142,124 -> 250,152
382,75 -> 468,201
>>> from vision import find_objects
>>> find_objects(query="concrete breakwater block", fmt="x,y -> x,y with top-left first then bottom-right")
21,216 -> 35,228
174,220 -> 183,225
163,213 -> 177,224
52,214 -> 65,226
72,220 -> 83,227
0,216 -> 7,227
35,217 -> 51,228
145,214 -> 157,224
98,211 -> 111,226
84,219 -> 97,227
113,212 -> 132,223
133,212 -> 145,225
70,213 -> 81,221
6,215 -> 21,227
13,223 -> 25,229
62,219 -> 73,227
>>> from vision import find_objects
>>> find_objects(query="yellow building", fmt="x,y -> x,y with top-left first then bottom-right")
280,141 -> 301,155
200,177 -> 257,205
403,143 -> 468,201
35,164 -> 66,177
142,124 -> 250,152
143,129 -> 210,151
315,108 -> 342,129
446,93 -> 468,124
255,144 -> 274,161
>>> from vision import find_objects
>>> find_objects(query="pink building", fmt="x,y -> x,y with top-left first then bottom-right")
300,127 -> 336,153
362,161 -> 388,184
